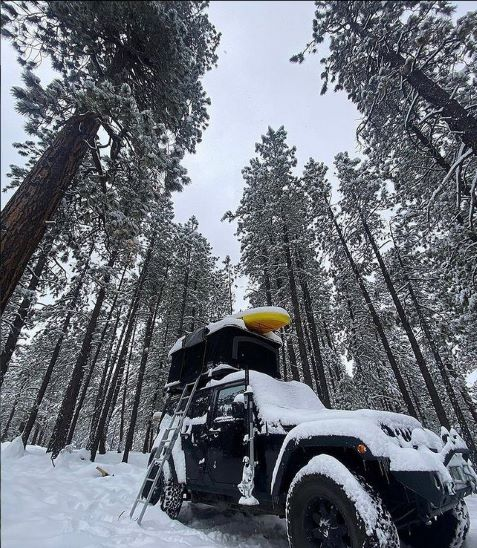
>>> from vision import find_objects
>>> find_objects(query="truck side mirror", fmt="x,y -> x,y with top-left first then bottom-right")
232,392 -> 245,417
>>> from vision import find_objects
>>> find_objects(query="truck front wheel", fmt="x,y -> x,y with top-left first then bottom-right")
286,454 -> 399,548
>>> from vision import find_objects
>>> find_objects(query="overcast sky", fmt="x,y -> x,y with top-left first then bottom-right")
2,1 -> 475,310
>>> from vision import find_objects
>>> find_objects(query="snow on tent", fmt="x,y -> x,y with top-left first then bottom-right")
166,307 -> 289,387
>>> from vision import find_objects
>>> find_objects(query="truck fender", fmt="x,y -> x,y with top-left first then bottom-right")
270,434 -> 368,498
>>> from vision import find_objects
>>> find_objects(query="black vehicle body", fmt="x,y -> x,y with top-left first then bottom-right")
151,320 -> 476,534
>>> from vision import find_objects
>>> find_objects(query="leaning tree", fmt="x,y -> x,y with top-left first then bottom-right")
0,0 -> 220,313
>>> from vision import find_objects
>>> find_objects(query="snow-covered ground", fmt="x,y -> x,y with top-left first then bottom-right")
1,439 -> 476,547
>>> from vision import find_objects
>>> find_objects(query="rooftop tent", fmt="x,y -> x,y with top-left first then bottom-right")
166,323 -> 281,387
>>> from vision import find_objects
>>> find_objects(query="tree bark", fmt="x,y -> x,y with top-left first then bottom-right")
328,208 -> 418,418
262,246 -> 273,306
0,113 -> 100,313
0,237 -> 54,386
47,252 -> 116,457
280,328 -> 289,381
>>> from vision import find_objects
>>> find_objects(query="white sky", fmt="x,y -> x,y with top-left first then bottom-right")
2,1 -> 475,310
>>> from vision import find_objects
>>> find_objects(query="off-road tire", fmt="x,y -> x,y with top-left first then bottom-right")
160,476 -> 184,519
142,450 -> 184,519
286,458 -> 399,548
400,500 -> 470,548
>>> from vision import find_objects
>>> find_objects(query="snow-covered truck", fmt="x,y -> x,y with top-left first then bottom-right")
134,308 -> 476,548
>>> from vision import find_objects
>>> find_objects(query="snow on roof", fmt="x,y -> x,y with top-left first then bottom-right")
206,316 -> 246,334
168,313 -> 284,356
261,331 -> 282,345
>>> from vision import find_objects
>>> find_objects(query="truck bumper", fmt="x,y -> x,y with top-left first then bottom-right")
392,454 -> 476,520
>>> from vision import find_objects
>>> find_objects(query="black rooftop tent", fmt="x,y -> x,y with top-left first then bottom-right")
166,323 -> 281,387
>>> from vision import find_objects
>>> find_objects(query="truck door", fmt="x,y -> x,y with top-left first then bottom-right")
182,388 -> 211,485
207,383 -> 246,486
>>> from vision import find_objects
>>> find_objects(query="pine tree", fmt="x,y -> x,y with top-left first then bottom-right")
0,1 -> 220,312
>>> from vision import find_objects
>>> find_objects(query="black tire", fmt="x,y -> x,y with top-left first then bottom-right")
142,450 -> 184,519
159,475 -> 184,519
286,457 -> 399,548
400,500 -> 470,548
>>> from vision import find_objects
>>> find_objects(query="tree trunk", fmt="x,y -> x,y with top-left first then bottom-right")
188,278 -> 198,332
177,244 -> 191,337
262,246 -> 273,306
328,208 -> 418,418
281,221 -> 314,388
0,113 -> 100,313
91,298 -> 140,460
87,304 -> 124,449
0,237 -> 54,386
66,267 -> 127,445
285,327 -> 300,382
2,402 -> 17,441
141,315 -> 172,454
392,244 -> 477,461
90,244 -> 153,461
142,420 -> 153,454
123,286 -> 164,462
31,424 -> 41,446
295,251 -> 331,406
280,328 -> 289,381
117,319 -> 137,451
103,314 -> 138,450
47,252 -> 116,457
359,212 -> 450,427
347,17 -> 477,155
22,257 -> 90,447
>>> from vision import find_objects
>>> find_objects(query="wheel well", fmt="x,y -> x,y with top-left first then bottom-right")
278,445 -> 389,500
276,445 -> 414,526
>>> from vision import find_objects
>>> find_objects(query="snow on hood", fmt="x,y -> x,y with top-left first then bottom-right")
270,417 -> 470,494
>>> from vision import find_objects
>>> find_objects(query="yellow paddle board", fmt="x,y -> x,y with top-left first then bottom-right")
234,306 -> 291,334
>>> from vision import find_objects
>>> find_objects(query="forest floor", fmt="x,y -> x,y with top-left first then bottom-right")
1,440 -> 476,548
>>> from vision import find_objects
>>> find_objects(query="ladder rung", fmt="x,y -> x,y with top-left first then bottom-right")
131,373 -> 202,524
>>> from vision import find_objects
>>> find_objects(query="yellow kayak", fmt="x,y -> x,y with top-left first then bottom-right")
234,306 -> 291,334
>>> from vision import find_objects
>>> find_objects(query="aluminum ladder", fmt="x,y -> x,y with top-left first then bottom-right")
130,375 -> 201,524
